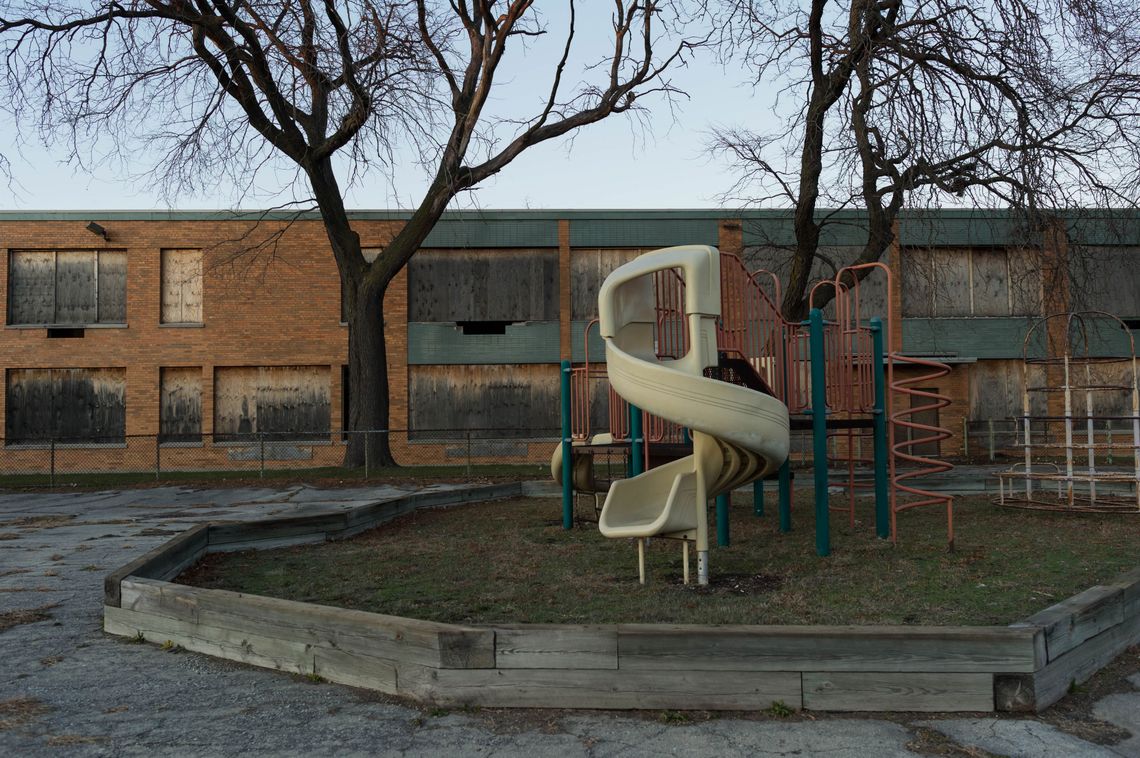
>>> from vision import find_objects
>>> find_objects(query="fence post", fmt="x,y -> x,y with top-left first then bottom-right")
1107,420 -> 1114,466
961,417 -> 969,460
987,419 -> 996,462
155,436 -> 161,481
259,434 -> 265,479
466,430 -> 472,477
364,432 -> 370,480
50,438 -> 56,488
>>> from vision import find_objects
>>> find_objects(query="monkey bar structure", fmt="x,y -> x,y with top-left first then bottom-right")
996,311 -> 1140,513
560,248 -> 956,554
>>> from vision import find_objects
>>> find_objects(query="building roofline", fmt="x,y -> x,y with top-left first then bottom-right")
1,207 -> 1139,222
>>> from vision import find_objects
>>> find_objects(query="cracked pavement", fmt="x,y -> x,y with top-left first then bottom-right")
0,484 -> 1138,756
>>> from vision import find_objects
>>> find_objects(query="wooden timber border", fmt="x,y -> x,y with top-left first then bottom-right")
103,485 -> 1140,712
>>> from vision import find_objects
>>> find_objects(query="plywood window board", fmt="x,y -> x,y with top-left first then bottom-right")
160,249 -> 203,324
8,250 -> 127,326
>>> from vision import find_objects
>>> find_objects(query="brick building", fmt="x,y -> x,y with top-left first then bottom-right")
0,209 -> 1137,470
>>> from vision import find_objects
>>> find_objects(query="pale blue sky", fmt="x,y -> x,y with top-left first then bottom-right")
1,7 -> 779,211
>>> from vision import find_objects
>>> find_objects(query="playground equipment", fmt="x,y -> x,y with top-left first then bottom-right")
996,311 -> 1140,513
554,246 -> 955,583
593,246 -> 789,585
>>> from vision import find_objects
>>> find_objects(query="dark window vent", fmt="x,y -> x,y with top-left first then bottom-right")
47,327 -> 85,339
1123,318 -> 1140,331
456,321 -> 513,336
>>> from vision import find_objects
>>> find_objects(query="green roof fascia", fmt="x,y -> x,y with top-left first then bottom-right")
4,207 -> 1139,248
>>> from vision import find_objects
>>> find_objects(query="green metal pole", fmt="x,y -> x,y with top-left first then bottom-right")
753,479 -> 764,517
560,360 -> 573,530
716,493 -> 730,546
809,308 -> 830,557
777,328 -> 791,532
870,317 -> 890,539
778,459 -> 791,532
629,404 -> 645,476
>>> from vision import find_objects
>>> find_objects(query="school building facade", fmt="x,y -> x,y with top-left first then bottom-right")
0,208 -> 1136,470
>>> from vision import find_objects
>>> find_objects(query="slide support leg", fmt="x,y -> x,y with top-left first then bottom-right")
637,538 -> 646,585
697,550 -> 709,586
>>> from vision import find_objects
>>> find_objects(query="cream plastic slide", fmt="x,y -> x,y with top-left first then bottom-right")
596,245 -> 790,585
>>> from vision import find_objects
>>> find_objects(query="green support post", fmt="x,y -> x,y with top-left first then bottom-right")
753,479 -> 764,517
809,308 -> 830,557
777,328 -> 791,532
716,493 -> 730,546
778,459 -> 791,532
871,317 -> 890,539
629,404 -> 644,476
560,360 -> 573,530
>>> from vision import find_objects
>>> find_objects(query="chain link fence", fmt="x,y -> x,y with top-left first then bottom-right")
0,428 -> 560,487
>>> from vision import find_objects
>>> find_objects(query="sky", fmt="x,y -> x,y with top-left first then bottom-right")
0,7 -> 781,212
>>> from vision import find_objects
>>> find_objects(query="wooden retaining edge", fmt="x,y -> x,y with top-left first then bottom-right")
100,484 -> 1140,713
997,566 -> 1140,712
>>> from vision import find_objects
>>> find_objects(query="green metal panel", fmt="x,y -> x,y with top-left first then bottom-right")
902,318 -> 1039,358
1065,213 -> 1140,246
407,321 -> 560,365
569,218 -> 720,247
422,219 -> 558,247
899,211 -> 1023,246
741,210 -> 871,247
570,320 -> 607,363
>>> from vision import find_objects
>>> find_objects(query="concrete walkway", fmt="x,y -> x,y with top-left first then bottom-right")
0,484 -> 1137,757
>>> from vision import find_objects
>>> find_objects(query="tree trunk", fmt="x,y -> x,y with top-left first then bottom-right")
343,272 -> 396,468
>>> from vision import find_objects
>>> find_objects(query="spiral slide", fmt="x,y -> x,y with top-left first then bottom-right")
596,245 -> 790,585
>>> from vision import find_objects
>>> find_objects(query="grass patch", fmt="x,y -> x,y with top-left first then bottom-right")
177,494 -> 1140,626
0,697 -> 50,730
0,604 -> 57,633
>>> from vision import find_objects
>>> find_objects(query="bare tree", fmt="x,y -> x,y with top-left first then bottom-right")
710,0 -> 1140,319
1,1 -> 701,465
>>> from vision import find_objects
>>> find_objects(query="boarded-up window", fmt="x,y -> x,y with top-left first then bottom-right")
214,366 -> 330,441
408,249 -> 559,322
160,249 -> 203,323
902,248 -> 1041,318
340,247 -> 382,322
7,250 -> 127,325
160,367 -> 202,442
570,248 -> 645,320
408,364 -> 559,438
5,367 -> 126,443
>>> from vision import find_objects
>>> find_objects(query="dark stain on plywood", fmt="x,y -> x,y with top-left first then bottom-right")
160,368 -> 202,442
409,365 -> 559,438
5,368 -> 126,443
7,250 -> 127,325
214,366 -> 330,440
409,249 -> 558,322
